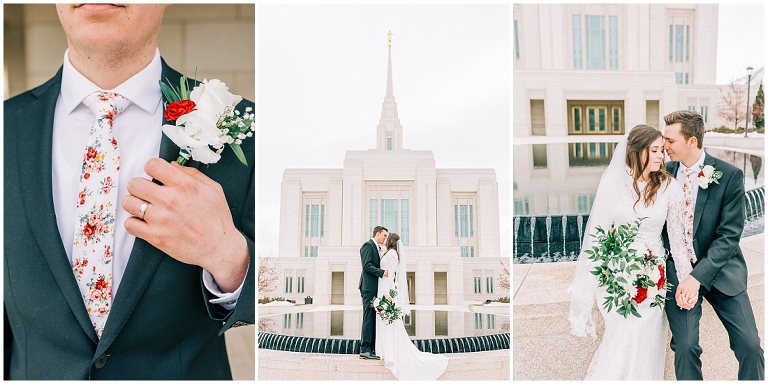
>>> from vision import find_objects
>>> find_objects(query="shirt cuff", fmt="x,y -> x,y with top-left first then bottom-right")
202,264 -> 248,311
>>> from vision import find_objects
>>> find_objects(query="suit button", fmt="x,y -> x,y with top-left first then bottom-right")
94,354 -> 108,369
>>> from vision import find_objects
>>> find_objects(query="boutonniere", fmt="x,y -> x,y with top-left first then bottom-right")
159,74 -> 254,166
696,164 -> 723,189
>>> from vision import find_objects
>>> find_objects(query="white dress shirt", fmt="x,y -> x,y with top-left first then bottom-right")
52,49 -> 242,309
674,150 -> 707,208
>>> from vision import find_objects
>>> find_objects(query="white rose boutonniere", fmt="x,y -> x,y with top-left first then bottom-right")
696,164 -> 723,189
159,74 -> 254,166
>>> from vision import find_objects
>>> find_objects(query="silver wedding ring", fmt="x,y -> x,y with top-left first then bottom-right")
138,202 -> 148,220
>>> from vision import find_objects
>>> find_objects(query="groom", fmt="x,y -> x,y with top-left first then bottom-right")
662,110 -> 764,380
4,5 -> 253,379
358,225 -> 389,359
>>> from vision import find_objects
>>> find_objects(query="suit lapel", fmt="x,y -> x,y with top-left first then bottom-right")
16,69 -> 99,343
692,154 -> 715,238
667,161 -> 680,178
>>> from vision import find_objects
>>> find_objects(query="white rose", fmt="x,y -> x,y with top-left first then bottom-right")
701,165 -> 715,178
190,79 -> 242,117
162,109 -> 226,164
648,265 -> 661,282
647,286 -> 659,300
697,176 -> 710,189
628,285 -> 638,299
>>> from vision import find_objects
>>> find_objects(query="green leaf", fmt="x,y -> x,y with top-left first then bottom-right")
159,80 -> 182,103
180,73 -> 190,100
229,143 -> 248,166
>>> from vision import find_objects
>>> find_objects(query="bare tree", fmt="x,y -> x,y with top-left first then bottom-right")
717,82 -> 747,131
258,318 -> 277,333
258,254 -> 280,297
499,260 -> 510,292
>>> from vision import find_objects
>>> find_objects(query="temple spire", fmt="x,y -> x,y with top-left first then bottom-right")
376,30 -> 403,151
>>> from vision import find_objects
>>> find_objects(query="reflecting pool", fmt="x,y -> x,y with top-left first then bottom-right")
513,141 -> 765,263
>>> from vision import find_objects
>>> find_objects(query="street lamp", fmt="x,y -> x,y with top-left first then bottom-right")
744,66 -> 754,138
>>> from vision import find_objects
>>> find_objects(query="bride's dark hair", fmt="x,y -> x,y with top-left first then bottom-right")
385,233 -> 400,261
625,124 -> 671,209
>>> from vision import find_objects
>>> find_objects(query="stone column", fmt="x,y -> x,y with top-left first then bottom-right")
278,178 -> 301,257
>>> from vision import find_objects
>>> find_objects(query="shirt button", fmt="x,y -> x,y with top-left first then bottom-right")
94,353 -> 108,369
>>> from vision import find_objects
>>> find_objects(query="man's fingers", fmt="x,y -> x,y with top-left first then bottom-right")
126,176 -> 162,202
170,160 -> 220,189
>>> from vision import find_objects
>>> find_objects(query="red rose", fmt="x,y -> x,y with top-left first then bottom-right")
95,278 -> 107,290
164,100 -> 197,121
83,173 -> 90,180
698,171 -> 705,178
86,148 -> 98,159
633,286 -> 648,304
657,265 -> 667,290
83,223 -> 95,238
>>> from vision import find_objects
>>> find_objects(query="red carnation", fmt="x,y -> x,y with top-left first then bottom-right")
633,286 -> 648,304
657,265 -> 667,290
164,100 -> 196,122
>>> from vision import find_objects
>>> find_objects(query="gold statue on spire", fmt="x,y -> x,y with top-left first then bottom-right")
387,30 -> 394,48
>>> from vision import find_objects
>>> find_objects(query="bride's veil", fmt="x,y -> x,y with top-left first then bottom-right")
394,239 -> 410,314
568,134 -> 629,338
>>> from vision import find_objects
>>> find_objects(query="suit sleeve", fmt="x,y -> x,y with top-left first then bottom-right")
361,244 -> 385,279
202,141 -> 255,334
690,167 -> 745,290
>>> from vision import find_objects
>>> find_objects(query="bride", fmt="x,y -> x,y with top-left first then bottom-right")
568,125 -> 692,380
375,233 -> 449,380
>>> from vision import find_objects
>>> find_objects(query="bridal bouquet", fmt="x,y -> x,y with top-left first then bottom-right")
160,74 -> 254,166
585,217 -> 671,318
371,289 -> 402,325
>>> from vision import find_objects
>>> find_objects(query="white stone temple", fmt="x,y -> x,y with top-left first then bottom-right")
513,4 -> 758,138
270,35 -> 507,339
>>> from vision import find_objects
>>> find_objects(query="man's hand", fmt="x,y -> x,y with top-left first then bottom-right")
675,275 -> 701,310
383,270 -> 388,278
122,159 -> 249,293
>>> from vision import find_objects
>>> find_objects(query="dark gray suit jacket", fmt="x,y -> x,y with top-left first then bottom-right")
663,153 -> 747,296
4,60 -> 255,379
358,239 -> 384,293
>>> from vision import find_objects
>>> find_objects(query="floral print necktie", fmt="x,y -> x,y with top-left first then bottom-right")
682,167 -> 697,263
72,91 -> 129,338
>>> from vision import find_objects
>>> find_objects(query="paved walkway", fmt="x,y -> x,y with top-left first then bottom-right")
513,234 -> 764,380
259,349 -> 509,380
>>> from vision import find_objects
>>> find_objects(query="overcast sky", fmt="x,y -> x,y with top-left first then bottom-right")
258,4 -> 511,258
716,3 -> 765,84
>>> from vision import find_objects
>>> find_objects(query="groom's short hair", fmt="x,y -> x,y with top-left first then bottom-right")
663,110 -> 705,149
372,226 -> 388,237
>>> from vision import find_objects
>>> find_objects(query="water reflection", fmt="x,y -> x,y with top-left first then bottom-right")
514,143 -> 764,216
259,310 -> 509,340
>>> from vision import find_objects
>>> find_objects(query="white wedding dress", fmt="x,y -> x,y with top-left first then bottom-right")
581,170 -> 689,380
375,248 -> 449,381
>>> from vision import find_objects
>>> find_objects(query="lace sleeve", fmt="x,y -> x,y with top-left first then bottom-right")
380,251 -> 397,292
666,179 -> 693,282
